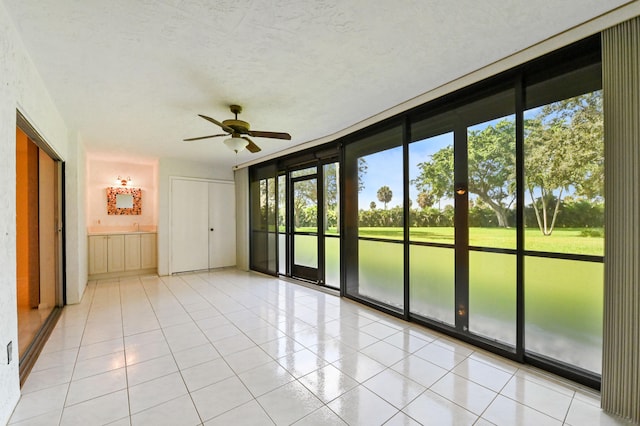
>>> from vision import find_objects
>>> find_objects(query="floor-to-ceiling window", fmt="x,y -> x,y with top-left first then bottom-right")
344,126 -> 405,311
249,35 -> 603,387
523,63 -> 604,375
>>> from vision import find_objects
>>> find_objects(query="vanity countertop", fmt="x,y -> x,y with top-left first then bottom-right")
87,226 -> 157,236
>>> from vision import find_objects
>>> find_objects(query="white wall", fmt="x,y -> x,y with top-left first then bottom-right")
65,133 -> 87,304
0,2 -> 75,423
157,158 -> 233,275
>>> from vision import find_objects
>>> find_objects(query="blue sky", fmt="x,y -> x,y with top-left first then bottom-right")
358,132 -> 454,210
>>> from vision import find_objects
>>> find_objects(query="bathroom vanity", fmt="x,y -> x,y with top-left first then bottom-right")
88,230 -> 157,279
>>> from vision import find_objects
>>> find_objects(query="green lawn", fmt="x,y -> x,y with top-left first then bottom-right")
353,226 -> 603,256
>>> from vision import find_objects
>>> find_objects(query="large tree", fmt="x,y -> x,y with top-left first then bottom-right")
525,91 -> 603,235
467,119 -> 516,227
413,119 -> 516,227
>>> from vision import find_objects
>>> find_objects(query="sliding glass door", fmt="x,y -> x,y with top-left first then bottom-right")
291,167 -> 319,282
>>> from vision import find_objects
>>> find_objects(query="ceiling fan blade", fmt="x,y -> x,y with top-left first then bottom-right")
198,114 -> 235,133
242,137 -> 261,153
247,130 -> 291,140
183,133 -> 228,141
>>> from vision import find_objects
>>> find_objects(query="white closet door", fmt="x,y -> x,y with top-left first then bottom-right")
171,179 -> 209,273
209,182 -> 236,268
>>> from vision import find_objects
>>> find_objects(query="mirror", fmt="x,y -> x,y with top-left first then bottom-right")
107,187 -> 142,215
116,193 -> 133,209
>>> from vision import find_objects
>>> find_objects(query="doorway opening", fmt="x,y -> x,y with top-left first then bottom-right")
16,112 -> 65,384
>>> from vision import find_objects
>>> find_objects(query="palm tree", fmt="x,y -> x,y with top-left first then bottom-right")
377,186 -> 393,210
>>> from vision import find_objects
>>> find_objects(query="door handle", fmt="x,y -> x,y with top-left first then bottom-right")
210,228 -> 214,231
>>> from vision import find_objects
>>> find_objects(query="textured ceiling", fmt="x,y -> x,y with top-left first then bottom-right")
3,0 -> 632,168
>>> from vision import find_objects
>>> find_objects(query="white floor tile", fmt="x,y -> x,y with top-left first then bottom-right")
430,372 -> 497,415
11,272 -> 619,426
211,334 -> 255,356
327,385 -> 398,425
363,369 -> 425,409
128,372 -> 188,414
191,376 -> 253,422
180,358 -> 235,392
258,381 -> 324,425
293,406 -> 347,425
452,357 -> 514,392
402,390 -> 477,426
8,409 -> 63,426
224,346 -> 273,374
59,390 -> 129,426
360,340 -> 408,367
20,363 -> 74,395
203,400 -> 274,426
413,342 -> 468,370
500,375 -> 573,421
126,354 -> 178,387
72,351 -> 126,380
77,338 -> 124,362
390,354 -> 448,388
125,340 -> 171,366
383,411 -> 422,426
565,398 -> 635,426
306,340 -> 358,364
482,394 -> 562,426
277,348 -> 329,378
237,360 -> 295,397
332,352 -> 387,383
383,331 -> 431,354
130,395 -> 201,426
9,384 -> 69,423
65,368 -> 127,406
172,343 -> 220,370
299,364 -> 359,403
260,336 -> 305,359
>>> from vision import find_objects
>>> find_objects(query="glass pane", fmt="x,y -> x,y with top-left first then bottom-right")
467,114 -> 516,249
268,232 -> 276,271
325,237 -> 340,289
278,233 -> 286,274
468,252 -> 516,345
291,166 -> 317,178
525,257 -> 603,373
358,240 -> 404,309
409,245 -> 454,325
294,234 -> 317,268
278,174 -> 286,233
409,132 -> 455,243
251,231 -> 267,270
324,163 -> 339,235
267,177 -> 276,232
293,179 -> 317,231
358,146 -> 404,241
524,90 -> 604,256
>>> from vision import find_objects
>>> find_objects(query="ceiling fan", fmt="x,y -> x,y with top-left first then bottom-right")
184,104 -> 291,153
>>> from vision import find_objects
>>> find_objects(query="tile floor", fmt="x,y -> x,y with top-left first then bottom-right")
9,270 -> 634,425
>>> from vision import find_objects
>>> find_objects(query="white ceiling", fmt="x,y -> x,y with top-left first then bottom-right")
3,0 -> 633,168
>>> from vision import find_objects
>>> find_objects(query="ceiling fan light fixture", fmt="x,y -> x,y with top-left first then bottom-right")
224,137 -> 249,153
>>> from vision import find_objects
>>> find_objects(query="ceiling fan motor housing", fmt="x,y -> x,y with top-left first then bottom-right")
223,119 -> 250,133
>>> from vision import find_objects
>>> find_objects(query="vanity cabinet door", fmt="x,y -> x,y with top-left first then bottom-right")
141,233 -> 157,269
107,235 -> 125,273
125,234 -> 142,271
89,235 -> 108,275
